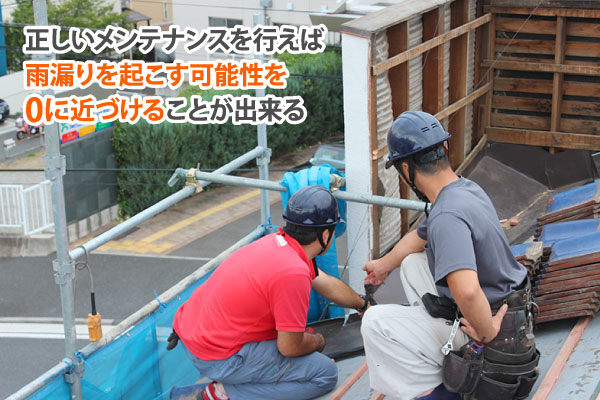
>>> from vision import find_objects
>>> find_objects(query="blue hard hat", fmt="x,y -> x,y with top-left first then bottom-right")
385,111 -> 451,169
282,185 -> 341,227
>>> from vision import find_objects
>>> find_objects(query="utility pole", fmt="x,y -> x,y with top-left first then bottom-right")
254,0 -> 272,225
31,1 -> 82,399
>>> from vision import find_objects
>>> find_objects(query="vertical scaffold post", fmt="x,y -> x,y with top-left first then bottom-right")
254,5 -> 272,225
32,1 -> 82,398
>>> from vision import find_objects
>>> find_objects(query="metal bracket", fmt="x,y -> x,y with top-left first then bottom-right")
256,147 -> 272,166
185,168 -> 203,193
53,258 -> 75,285
329,174 -> 346,192
43,154 -> 66,180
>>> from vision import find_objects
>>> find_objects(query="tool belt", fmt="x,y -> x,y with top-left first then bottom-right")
423,279 -> 539,400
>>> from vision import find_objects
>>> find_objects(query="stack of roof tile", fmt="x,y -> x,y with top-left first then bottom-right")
532,230 -> 600,324
510,241 -> 544,277
535,181 -> 600,237
510,181 -> 600,324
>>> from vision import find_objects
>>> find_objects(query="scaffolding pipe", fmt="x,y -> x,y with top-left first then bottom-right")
32,0 -> 82,398
70,146 -> 267,260
185,170 -> 430,212
10,225 -> 268,400
254,11 -> 271,225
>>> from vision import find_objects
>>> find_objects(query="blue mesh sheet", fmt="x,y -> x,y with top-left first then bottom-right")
29,273 -> 212,400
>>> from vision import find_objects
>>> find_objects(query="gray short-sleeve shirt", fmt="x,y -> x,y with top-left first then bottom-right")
417,177 -> 526,303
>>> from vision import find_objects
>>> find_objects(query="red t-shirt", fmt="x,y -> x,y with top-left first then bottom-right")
173,230 -> 316,360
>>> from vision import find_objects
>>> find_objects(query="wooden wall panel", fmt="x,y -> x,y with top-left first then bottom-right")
495,17 -> 556,34
486,10 -> 600,151
492,96 -> 600,117
487,127 -> 600,151
494,77 -> 600,98
491,113 -> 551,131
422,8 -> 446,115
560,119 -> 600,135
448,0 -> 470,169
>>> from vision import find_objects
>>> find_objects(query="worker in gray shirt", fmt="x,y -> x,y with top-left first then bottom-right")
361,111 -> 537,400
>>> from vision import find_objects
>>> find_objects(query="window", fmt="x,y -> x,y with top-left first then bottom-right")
209,17 -> 243,29
208,17 -> 245,59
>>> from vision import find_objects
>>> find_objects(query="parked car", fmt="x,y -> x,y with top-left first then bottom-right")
0,99 -> 9,124
310,140 -> 345,170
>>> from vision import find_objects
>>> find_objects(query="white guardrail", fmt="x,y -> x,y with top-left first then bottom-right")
0,180 -> 53,235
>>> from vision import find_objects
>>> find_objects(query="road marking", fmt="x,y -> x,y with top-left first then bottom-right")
0,126 -> 15,136
141,189 -> 261,243
0,317 -> 115,324
95,189 -> 261,255
90,251 -> 214,261
0,322 -> 115,340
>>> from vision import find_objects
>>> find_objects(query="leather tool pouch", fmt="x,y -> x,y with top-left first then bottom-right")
438,280 -> 539,400
422,293 -> 458,321
442,349 -> 483,394
468,348 -> 540,400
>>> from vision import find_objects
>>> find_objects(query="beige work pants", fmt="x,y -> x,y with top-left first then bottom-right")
361,252 -> 469,400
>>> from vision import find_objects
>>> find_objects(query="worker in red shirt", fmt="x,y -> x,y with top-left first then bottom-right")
168,185 -> 370,400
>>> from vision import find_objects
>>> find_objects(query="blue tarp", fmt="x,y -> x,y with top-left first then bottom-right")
280,165 -> 347,322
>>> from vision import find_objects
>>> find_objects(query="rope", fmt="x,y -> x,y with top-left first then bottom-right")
74,352 -> 90,369
154,289 -> 168,311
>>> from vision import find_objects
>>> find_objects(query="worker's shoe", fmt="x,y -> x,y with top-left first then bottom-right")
201,382 -> 230,400
415,384 -> 461,400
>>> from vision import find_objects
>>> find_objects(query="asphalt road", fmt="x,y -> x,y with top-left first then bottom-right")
171,200 -> 349,269
0,197 -> 350,397
0,122 -> 44,165
0,253 -> 204,397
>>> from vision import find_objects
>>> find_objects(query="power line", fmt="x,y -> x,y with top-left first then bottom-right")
129,0 -> 325,14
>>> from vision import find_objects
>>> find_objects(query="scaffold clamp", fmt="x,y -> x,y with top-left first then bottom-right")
64,357 -> 84,384
53,259 -> 75,285
186,168 -> 203,193
256,147 -> 272,166
43,154 -> 66,180
329,174 -> 346,192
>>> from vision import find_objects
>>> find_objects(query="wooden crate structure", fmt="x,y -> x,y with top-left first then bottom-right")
481,1 -> 600,150
341,0 -> 491,285
340,0 -> 600,291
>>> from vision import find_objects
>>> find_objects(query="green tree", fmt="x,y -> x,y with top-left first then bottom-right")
113,51 -> 344,216
5,0 -> 131,72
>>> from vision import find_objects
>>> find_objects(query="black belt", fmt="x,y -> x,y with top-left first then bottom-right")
489,278 -> 531,314
422,278 -> 531,322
